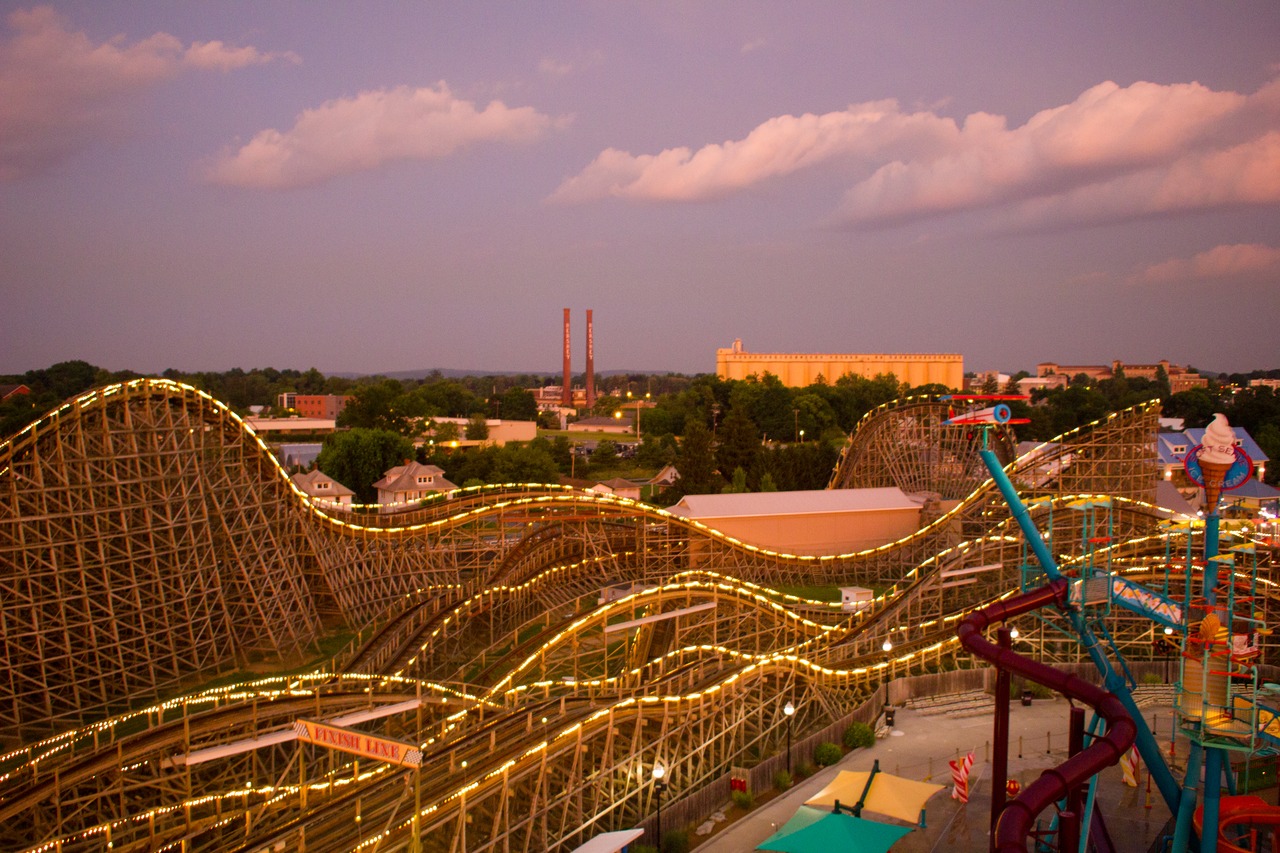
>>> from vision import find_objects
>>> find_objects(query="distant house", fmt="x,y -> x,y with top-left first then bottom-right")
277,393 -> 352,419
568,416 -> 634,435
0,384 -> 30,401
589,478 -> 643,501
373,460 -> 458,510
650,464 -> 680,488
291,470 -> 355,508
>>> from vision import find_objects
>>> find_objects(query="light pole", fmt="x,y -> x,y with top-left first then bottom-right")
881,639 -> 893,709
652,762 -> 668,849
783,701 -> 795,774
793,408 -> 799,443
1163,625 -> 1175,683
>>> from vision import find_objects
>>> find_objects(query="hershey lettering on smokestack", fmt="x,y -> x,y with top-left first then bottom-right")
562,309 -> 572,407
585,309 -> 595,409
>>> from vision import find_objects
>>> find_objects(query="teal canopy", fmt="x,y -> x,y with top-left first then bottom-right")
756,805 -> 912,853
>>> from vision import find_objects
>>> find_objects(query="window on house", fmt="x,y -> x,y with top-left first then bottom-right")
416,475 -> 433,485
1172,445 -> 1186,454
316,482 -> 329,490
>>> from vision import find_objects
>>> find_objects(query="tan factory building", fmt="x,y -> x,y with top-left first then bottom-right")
715,339 -> 962,389
666,487 -> 924,557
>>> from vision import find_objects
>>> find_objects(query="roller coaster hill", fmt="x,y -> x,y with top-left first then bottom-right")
0,379 -> 1276,851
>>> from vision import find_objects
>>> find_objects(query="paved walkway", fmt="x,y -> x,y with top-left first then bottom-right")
694,698 -> 1184,853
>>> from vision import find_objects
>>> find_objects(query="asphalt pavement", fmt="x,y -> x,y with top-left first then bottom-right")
693,698 -> 1185,853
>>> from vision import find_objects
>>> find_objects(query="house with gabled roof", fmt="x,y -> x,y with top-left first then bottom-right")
291,469 -> 355,508
373,460 -> 458,510
588,478 -> 643,501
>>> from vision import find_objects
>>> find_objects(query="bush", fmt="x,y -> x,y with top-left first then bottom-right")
730,789 -> 754,810
843,721 -> 876,750
1028,682 -> 1054,698
773,768 -> 793,790
661,829 -> 690,853
813,741 -> 843,767
795,760 -> 817,779
1140,672 -> 1164,685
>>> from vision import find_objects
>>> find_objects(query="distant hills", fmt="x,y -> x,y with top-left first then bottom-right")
327,368 -> 669,380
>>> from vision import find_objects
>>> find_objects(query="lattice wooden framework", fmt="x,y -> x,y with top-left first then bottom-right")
4,382 -> 1248,852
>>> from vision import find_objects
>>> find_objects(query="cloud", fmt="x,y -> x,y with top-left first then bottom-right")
552,76 -> 1280,228
1128,243 -> 1280,285
539,56 -> 574,78
207,83 -> 561,189
0,5 -> 293,180
549,101 -> 959,203
740,38 -> 767,54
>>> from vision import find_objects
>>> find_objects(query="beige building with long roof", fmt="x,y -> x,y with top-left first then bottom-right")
715,339 -> 962,389
666,487 -> 924,556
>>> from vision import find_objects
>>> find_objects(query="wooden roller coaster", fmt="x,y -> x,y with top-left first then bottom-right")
1,380 -> 1271,851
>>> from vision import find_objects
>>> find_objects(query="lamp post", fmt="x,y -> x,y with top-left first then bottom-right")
1163,625 -> 1175,683
783,701 -> 795,774
793,408 -> 799,443
882,639 -> 893,709
652,762 -> 668,848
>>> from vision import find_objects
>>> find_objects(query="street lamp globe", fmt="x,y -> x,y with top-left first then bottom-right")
652,763 -> 665,781
783,701 -> 795,717
882,639 -> 892,653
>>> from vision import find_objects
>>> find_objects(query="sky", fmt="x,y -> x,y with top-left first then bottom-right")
2,2 -> 1279,378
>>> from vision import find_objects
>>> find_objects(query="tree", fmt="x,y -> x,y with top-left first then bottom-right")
465,414 -> 490,440
669,418 -> 723,498
722,467 -> 749,493
592,440 -> 619,469
315,428 -> 414,503
716,399 -> 759,483
338,379 -> 412,434
499,387 -> 538,421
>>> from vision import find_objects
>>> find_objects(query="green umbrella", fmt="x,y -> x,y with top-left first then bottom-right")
756,805 -> 912,853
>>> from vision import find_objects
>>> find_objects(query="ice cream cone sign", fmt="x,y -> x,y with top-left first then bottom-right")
1184,413 -> 1252,515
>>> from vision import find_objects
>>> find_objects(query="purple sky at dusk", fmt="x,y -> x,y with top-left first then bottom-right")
2,2 -> 1278,377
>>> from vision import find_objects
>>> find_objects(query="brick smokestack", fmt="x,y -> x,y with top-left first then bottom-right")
585,309 -> 595,409
562,308 -> 572,407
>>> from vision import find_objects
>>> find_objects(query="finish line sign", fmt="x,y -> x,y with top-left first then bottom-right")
293,719 -> 422,768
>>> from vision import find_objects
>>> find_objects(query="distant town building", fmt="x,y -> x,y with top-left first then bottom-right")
277,393 -> 352,419
373,460 -> 458,509
715,339 -> 963,389
1036,360 -> 1207,393
568,416 -> 635,435
0,384 -> 30,401
1251,378 -> 1280,390
291,469 -> 355,508
425,417 -> 537,446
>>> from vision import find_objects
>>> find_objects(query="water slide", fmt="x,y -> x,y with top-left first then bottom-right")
1195,795 -> 1280,853
958,579 -> 1137,853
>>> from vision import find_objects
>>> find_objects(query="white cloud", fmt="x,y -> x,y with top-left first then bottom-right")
207,83 -> 561,189
549,100 -> 958,203
740,38 -> 767,54
552,76 -> 1280,228
1128,243 -> 1280,285
0,5 -> 293,180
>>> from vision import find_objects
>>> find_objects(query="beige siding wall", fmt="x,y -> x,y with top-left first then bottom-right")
691,506 -> 921,556
715,350 -> 963,389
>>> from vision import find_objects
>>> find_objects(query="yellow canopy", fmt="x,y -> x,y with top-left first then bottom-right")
805,770 -> 944,825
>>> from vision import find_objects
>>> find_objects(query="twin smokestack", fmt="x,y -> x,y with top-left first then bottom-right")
561,308 -> 595,409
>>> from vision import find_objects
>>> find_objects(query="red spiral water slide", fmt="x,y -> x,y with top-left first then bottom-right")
958,578 -> 1137,852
